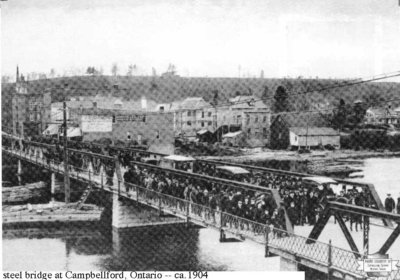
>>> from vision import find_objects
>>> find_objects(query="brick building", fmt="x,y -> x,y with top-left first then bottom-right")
11,67 -> 51,137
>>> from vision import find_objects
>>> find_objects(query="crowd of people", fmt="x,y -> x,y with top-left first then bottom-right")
385,193 -> 400,214
123,164 -> 287,232
5,135 -> 400,234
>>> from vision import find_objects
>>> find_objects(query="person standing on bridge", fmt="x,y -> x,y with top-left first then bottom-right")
307,191 -> 318,225
397,194 -> 400,214
287,201 -> 298,227
385,194 -> 396,213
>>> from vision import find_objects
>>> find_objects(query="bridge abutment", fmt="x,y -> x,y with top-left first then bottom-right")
50,173 -> 64,199
111,193 -> 184,229
17,159 -> 22,175
280,256 -> 298,271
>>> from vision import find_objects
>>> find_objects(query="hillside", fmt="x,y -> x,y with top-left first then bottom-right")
2,75 -> 400,126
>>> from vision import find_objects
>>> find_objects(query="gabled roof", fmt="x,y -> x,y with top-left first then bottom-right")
229,95 -> 269,110
290,127 -> 339,136
197,129 -> 211,135
222,131 -> 243,138
272,112 -> 330,128
167,97 -> 212,111
367,107 -> 397,117
179,97 -> 211,110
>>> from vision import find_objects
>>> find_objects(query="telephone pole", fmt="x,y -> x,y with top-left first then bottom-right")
63,100 -> 70,203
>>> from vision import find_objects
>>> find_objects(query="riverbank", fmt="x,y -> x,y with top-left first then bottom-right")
2,202 -> 103,226
201,149 -> 400,176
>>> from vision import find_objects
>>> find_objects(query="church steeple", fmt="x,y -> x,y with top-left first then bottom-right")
16,65 -> 20,82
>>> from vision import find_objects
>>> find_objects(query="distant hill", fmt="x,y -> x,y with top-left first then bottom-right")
2,75 -> 400,127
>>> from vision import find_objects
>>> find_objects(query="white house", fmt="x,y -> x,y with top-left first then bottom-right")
289,127 -> 340,148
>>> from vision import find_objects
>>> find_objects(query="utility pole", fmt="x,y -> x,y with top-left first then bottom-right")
63,100 -> 70,203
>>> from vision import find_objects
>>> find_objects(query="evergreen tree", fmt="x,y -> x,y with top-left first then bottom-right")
273,85 -> 289,112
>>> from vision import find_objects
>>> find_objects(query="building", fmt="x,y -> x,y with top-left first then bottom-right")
157,97 -> 216,137
76,108 -> 174,154
50,95 -> 157,124
217,95 -> 270,147
289,127 -> 340,148
365,107 -> 400,126
11,67 -> 52,137
270,112 -> 338,149
156,95 -> 271,147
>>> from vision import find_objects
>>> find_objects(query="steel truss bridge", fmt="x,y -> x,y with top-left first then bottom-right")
2,135 -> 400,280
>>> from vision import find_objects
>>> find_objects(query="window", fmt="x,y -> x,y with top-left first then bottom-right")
127,132 -> 131,140
112,115 -> 116,123
201,122 -> 204,127
202,111 -> 205,118
137,134 -> 142,144
254,117 -> 258,123
208,121 -> 212,126
247,128 -> 251,134
187,111 -> 191,116
156,130 -> 160,139
37,112 -> 41,120
278,133 -> 282,139
208,112 -> 212,117
246,116 -> 250,125
263,128 -> 267,136
187,121 -> 192,126
263,116 -> 267,122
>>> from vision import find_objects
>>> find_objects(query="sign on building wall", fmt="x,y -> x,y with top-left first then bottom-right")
115,114 -> 146,122
81,115 -> 112,132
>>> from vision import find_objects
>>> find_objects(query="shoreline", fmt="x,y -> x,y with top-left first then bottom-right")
202,149 -> 400,163
2,202 -> 104,226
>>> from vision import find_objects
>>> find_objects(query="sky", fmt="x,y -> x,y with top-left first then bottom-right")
1,0 -> 400,79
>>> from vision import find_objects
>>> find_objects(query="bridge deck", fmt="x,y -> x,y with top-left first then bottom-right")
6,147 -> 398,279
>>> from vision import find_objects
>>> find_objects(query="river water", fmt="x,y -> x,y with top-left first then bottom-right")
348,157 -> 400,201
2,157 -> 400,271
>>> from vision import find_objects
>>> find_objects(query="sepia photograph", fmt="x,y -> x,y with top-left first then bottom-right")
1,0 -> 400,279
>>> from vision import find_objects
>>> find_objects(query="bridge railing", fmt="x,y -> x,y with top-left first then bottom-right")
119,179 -> 364,277
3,146 -> 367,278
195,159 -> 387,216
3,134 -> 388,225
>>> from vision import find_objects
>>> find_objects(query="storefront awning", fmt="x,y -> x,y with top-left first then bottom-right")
42,124 -> 60,136
66,127 -> 82,138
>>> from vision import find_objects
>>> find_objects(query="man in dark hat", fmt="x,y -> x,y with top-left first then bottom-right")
397,194 -> 400,214
287,201 -> 298,227
385,194 -> 396,213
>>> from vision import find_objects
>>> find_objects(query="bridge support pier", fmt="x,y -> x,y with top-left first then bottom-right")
111,193 -> 184,229
17,160 -> 22,176
280,256 -> 298,271
50,173 -> 64,200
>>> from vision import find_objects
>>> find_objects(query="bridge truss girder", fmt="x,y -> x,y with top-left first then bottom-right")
306,201 -> 400,257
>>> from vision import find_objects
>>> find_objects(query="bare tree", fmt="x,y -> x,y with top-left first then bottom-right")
127,64 -> 137,76
49,68 -> 56,78
38,73 -> 47,80
1,75 -> 12,83
111,63 -> 119,76
167,63 -> 176,75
